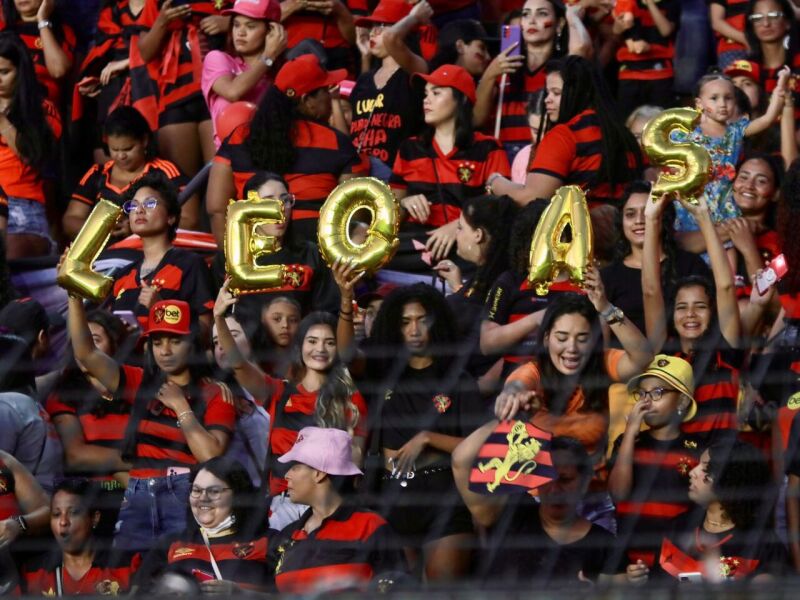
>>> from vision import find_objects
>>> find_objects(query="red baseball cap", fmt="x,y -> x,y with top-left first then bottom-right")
354,0 -> 412,27
414,64 -> 476,104
724,59 -> 761,83
275,54 -> 348,99
222,0 -> 281,21
144,300 -> 192,337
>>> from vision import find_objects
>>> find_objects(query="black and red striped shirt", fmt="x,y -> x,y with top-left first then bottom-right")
136,529 -> 274,591
282,0 -> 367,51
709,0 -> 748,56
610,431 -> 702,567
616,0 -> 680,81
111,247 -> 215,328
71,158 -> 187,208
497,66 -> 547,146
270,504 -> 405,594
266,376 -> 367,496
529,109 -> 640,207
390,133 -> 509,228
117,365 -> 236,478
22,550 -> 141,595
760,51 -> 800,121
215,119 -> 370,224
678,347 -> 741,445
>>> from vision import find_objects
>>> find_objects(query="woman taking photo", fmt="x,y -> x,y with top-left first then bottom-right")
136,458 -> 272,593
67,297 -> 236,552
109,173 -> 215,336
207,53 -> 369,247
201,0 -> 286,148
488,55 -> 642,208
642,193 -> 744,444
389,64 -> 509,271
0,31 -> 59,259
20,478 -> 140,595
214,289 -> 367,530
271,427 -> 405,594
64,106 -> 188,240
601,181 -> 710,337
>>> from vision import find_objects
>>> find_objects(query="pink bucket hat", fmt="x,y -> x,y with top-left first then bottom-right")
278,427 -> 363,476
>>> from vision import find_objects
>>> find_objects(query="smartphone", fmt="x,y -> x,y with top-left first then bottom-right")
113,310 -> 140,329
192,569 -> 215,583
755,253 -> 788,296
678,572 -> 703,583
339,79 -> 355,99
501,25 -> 522,58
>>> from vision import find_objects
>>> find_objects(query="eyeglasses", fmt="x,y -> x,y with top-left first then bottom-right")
748,11 -> 784,23
635,387 -> 677,402
190,486 -> 232,500
122,196 -> 159,214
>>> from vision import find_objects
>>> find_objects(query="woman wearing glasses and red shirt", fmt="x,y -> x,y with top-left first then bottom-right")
109,172 -> 215,336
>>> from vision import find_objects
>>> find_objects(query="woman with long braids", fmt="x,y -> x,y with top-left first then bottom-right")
67,296 -> 236,552
0,31 -> 58,259
206,53 -> 369,247
214,286 -> 367,530
487,55 -> 642,208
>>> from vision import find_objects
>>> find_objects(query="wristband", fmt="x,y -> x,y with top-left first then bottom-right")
14,515 -> 27,532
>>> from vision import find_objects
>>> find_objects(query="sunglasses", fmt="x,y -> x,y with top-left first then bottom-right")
748,11 -> 784,23
122,196 -> 160,214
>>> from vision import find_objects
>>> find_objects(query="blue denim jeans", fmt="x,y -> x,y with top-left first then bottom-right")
113,472 -> 191,552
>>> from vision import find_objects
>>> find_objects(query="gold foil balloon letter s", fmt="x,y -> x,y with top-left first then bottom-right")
57,199 -> 122,301
641,107 -> 712,204
318,177 -> 399,273
225,191 -> 287,295
527,186 -> 593,295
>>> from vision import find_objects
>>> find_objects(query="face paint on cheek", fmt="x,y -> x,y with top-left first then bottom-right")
541,20 -> 554,29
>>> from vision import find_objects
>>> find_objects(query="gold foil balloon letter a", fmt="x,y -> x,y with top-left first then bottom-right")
641,107 -> 712,204
527,186 -> 593,295
57,199 -> 122,302
318,177 -> 399,273
225,191 -> 287,295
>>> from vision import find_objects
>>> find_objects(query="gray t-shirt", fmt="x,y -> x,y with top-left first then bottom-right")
0,391 -> 63,492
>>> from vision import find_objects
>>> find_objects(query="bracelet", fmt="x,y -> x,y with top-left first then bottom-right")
14,515 -> 27,533
339,313 -> 353,322
37,20 -> 52,30
177,410 -> 194,426
339,309 -> 353,316
485,173 -> 502,195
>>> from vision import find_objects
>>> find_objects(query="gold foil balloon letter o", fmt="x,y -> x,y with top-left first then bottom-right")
527,186 -> 593,296
225,191 -> 287,295
641,107 -> 712,204
317,177 -> 399,273
57,198 -> 122,301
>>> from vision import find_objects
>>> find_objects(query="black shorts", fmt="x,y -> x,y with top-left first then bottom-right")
379,466 -> 474,546
158,94 -> 211,127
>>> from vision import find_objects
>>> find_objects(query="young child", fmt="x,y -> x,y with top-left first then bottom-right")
673,68 -> 790,253
608,355 -> 702,570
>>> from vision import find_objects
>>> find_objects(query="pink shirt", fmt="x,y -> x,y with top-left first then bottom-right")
201,50 -> 270,147
511,144 -> 532,185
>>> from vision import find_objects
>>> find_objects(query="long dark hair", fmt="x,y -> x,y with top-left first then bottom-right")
666,274 -> 719,348
744,0 -> 800,64
246,86 -> 299,174
460,194 -> 516,300
287,312 -> 359,433
509,0 -> 569,91
534,294 -> 608,414
419,85 -> 474,150
509,200 -> 549,279
243,170 -> 297,250
428,20 -> 488,72
736,153 -> 783,229
548,56 -> 642,191
368,283 -> 459,377
103,106 -> 155,160
121,323 -> 214,462
0,31 -> 54,169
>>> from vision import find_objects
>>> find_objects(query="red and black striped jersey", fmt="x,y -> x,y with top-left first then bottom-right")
138,0 -> 229,113
118,365 -> 236,478
610,430 -> 702,568
760,51 -> 800,121
45,383 -> 130,478
270,504 -> 405,594
617,0 -> 680,81
0,185 -> 7,219
708,0 -> 748,56
678,347 -> 741,444
215,119 -> 370,222
0,457 -> 20,520
22,549 -> 141,595
266,377 -> 367,496
389,133 -> 509,228
529,109 -> 640,207
135,529 -> 274,591
496,66 -> 547,146
71,158 -> 187,208
283,0 -> 367,51
111,247 -> 215,327
0,19 -> 76,107
485,271 -> 584,379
